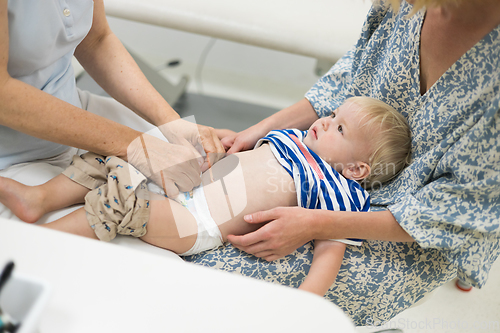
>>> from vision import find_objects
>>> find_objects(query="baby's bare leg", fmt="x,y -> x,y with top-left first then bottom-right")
41,193 -> 200,254
139,194 -> 198,254
0,174 -> 89,223
42,207 -> 98,239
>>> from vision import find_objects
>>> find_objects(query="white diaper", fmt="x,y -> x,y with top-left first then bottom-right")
174,186 -> 224,256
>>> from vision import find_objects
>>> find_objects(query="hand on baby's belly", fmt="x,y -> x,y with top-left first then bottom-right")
201,145 -> 297,237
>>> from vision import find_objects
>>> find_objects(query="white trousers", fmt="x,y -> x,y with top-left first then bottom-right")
0,90 -> 155,224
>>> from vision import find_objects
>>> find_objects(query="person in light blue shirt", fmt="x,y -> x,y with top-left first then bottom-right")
0,0 -> 225,219
191,0 -> 500,325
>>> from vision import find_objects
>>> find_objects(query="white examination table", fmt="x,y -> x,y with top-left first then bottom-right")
102,0 -> 373,104
0,218 -> 357,332
103,0 -> 373,61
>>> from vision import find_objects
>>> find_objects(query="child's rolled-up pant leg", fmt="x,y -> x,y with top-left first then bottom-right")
63,153 -> 151,242
62,152 -> 111,190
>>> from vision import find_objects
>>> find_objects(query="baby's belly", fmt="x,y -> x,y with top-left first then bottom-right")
201,144 -> 297,239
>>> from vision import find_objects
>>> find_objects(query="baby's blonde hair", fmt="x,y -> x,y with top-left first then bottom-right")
346,97 -> 411,190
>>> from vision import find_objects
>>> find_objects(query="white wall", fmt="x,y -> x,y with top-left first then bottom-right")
107,16 -> 323,110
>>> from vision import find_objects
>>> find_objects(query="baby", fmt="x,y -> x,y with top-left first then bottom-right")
0,96 -> 411,296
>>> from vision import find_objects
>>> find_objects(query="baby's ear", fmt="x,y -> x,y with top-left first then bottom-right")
342,162 -> 371,181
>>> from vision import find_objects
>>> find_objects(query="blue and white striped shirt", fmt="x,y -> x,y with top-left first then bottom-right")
256,129 -> 370,246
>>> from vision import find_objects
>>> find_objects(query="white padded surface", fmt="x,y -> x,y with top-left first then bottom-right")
0,217 -> 357,332
103,0 -> 373,61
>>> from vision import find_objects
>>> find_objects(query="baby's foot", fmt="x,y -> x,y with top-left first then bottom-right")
0,177 -> 46,223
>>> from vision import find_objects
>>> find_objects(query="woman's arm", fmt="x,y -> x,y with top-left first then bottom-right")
75,1 -> 225,162
74,0 -> 177,127
298,240 -> 346,297
222,98 -> 319,154
0,0 -> 139,159
0,1 -> 203,195
77,0 -> 225,166
227,207 -> 414,261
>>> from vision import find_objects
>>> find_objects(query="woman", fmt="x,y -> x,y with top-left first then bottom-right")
186,0 -> 500,325
0,0 -> 225,219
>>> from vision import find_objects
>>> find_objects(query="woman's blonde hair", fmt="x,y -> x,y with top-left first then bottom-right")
379,0 -> 466,13
346,97 -> 412,190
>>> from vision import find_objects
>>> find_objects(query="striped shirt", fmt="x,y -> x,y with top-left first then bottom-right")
256,129 -> 370,246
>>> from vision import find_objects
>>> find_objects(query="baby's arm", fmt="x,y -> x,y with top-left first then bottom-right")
298,240 -> 346,296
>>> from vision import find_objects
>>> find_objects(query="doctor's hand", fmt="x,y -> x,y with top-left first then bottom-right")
227,207 -> 317,261
159,119 -> 226,172
127,133 -> 202,197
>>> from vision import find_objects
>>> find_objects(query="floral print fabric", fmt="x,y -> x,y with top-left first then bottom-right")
186,1 -> 500,325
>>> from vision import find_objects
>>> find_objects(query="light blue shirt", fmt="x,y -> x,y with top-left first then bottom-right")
0,0 -> 93,169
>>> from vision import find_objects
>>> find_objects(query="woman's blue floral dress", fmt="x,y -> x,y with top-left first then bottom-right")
185,1 -> 500,325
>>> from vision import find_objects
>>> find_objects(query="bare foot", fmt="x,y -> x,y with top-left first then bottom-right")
0,177 -> 46,223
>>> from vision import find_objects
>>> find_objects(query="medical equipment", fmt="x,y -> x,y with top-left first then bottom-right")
0,261 -> 19,333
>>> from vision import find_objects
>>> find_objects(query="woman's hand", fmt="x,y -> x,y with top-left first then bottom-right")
127,133 -> 202,197
215,128 -> 237,147
159,119 -> 226,172
227,207 -> 318,261
221,99 -> 320,154
222,124 -> 269,154
196,124 -> 227,171
228,207 -> 414,261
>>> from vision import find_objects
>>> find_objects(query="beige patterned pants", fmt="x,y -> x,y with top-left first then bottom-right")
62,152 -> 150,241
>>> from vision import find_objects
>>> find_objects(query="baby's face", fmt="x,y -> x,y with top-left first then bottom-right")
303,101 -> 372,175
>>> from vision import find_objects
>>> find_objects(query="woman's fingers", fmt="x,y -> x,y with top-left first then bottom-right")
253,250 -> 277,260
127,133 -> 202,196
172,171 -> 196,193
216,128 -> 237,141
226,136 -> 251,154
228,238 -> 279,259
228,210 -> 282,253
227,231 -> 266,249
220,123 -> 269,154
191,124 -> 227,172
225,131 -> 255,154
243,208 -> 279,224
229,234 -> 288,261
262,254 -> 281,262
230,207 -> 318,260
162,177 -> 180,198
158,119 -> 225,165
199,125 -> 226,157
220,135 -> 235,151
